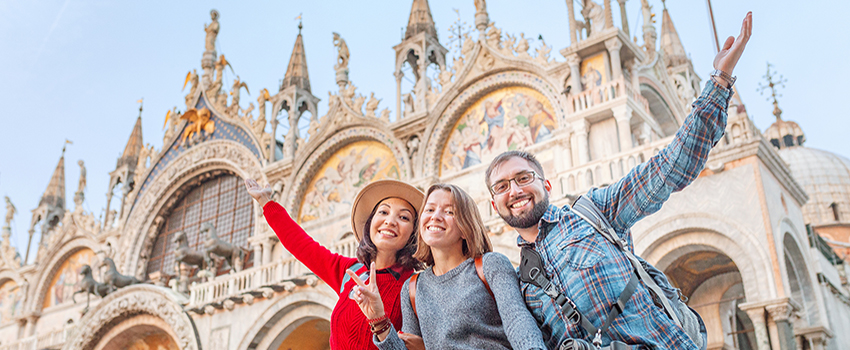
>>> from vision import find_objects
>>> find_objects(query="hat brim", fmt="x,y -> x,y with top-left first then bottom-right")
351,180 -> 424,242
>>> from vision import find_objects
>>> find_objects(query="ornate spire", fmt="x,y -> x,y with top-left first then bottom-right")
119,115 -> 144,169
760,63 -> 804,149
405,0 -> 437,40
281,21 -> 311,92
660,1 -> 688,67
40,147 -> 66,210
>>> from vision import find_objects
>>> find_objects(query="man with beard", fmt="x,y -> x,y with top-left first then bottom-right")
484,12 -> 751,350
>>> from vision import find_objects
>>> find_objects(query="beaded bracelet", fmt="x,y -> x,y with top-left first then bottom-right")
367,315 -> 387,324
370,318 -> 391,334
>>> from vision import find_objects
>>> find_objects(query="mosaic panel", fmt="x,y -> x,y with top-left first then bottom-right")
0,280 -> 22,324
43,248 -> 98,309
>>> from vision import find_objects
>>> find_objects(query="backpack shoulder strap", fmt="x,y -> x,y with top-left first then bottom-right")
408,273 -> 419,318
474,256 -> 494,299
339,262 -> 365,295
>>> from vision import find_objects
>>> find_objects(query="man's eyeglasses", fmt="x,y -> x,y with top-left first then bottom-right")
489,170 -> 542,195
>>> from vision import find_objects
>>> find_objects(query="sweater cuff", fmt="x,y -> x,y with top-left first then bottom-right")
701,79 -> 732,110
263,201 -> 289,217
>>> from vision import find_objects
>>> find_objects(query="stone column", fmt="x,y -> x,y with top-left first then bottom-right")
269,117 -> 279,162
604,0 -> 614,29
24,314 -> 39,336
741,307 -> 771,350
605,38 -> 623,80
285,109 -> 301,159
766,303 -> 798,350
572,120 -> 590,165
612,105 -> 633,152
567,54 -> 583,94
566,0 -> 578,44
617,0 -> 629,37
804,332 -> 828,350
395,71 -> 404,120
262,239 -> 274,266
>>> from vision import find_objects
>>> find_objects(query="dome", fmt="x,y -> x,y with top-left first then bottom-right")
778,147 -> 850,226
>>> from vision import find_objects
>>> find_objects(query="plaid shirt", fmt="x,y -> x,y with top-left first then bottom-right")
518,80 -> 731,349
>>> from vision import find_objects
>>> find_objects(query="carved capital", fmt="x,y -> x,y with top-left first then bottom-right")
766,300 -> 799,322
566,53 -> 582,67
604,38 -> 623,52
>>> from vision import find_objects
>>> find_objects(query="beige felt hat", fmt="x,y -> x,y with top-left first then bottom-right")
350,180 -> 424,241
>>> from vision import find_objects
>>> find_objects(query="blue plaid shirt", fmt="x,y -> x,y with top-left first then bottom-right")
518,80 -> 731,349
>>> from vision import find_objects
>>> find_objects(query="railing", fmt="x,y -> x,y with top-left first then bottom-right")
188,256 -> 306,307
568,76 -> 650,115
0,326 -> 74,350
332,237 -> 358,258
553,136 -> 673,196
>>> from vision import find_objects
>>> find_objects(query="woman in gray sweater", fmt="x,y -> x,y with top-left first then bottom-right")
347,183 -> 546,350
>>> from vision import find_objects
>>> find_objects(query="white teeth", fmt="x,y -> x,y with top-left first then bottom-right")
425,225 -> 444,232
511,199 -> 530,209
378,230 -> 397,237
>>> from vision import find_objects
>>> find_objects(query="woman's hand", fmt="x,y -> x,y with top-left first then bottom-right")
713,12 -> 752,78
398,332 -> 425,350
346,262 -> 385,320
244,179 -> 273,207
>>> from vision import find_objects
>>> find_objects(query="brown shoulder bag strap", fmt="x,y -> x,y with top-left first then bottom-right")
408,273 -> 419,318
474,256 -> 494,299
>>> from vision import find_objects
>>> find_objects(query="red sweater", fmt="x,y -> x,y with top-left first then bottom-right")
263,202 -> 413,350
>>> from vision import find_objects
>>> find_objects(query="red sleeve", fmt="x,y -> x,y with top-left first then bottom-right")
262,201 -> 354,294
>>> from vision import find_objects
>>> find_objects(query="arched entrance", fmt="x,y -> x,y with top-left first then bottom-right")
94,315 -> 179,350
661,246 -> 757,350
272,318 -> 330,350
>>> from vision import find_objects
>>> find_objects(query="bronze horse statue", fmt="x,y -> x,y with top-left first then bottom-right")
202,222 -> 246,273
173,230 -> 205,268
72,264 -> 110,310
99,257 -> 141,292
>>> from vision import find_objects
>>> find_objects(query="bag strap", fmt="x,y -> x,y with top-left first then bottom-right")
340,262 -> 365,295
409,257 -> 494,319
474,256 -> 494,299
409,273 -> 419,318
571,196 -> 682,328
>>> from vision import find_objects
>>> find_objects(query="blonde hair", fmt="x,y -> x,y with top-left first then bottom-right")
414,183 -> 493,266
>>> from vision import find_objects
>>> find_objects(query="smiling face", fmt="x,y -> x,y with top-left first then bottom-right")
419,189 -> 463,251
489,156 -> 551,230
368,197 -> 416,255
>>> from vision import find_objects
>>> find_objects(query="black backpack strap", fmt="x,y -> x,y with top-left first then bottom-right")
571,195 -> 682,330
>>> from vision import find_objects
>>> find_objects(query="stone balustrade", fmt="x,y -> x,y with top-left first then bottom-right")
552,135 -> 672,196
568,76 -> 650,115
187,256 -> 307,308
0,326 -> 74,350
332,237 -> 358,258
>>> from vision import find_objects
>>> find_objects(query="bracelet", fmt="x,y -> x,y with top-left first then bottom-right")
710,69 -> 736,89
369,318 -> 391,334
367,315 -> 387,324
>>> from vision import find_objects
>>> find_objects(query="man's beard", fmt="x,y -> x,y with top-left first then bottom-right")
499,194 -> 549,229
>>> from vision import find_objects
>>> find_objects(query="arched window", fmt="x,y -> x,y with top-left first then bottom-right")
146,174 -> 254,278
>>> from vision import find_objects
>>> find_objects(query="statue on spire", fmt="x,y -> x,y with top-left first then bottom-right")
205,9 -> 220,52
4,196 -> 15,227
333,32 -> 350,88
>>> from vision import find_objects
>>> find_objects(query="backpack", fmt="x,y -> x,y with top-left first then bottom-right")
408,256 -> 492,318
519,196 -> 707,350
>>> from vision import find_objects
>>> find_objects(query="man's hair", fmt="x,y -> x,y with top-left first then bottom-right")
485,150 -> 545,188
414,183 -> 493,266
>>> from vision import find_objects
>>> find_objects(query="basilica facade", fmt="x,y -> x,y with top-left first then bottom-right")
1,1 -> 849,350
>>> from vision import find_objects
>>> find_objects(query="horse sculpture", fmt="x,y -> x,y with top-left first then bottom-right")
72,264 -> 110,311
202,222 -> 246,273
173,230 -> 205,268
99,257 -> 141,292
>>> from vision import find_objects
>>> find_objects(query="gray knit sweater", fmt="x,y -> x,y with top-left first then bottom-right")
374,252 -> 546,350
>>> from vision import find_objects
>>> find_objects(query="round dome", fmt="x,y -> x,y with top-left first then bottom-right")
765,118 -> 805,149
778,147 -> 850,225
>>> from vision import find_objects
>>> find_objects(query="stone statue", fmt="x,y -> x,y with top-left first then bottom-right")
254,89 -> 270,136
73,265 -> 110,311
173,231 -> 205,268
640,0 -> 654,27
474,0 -> 487,13
227,76 -> 249,117
584,0 -> 605,37
202,222 -> 246,273
184,70 -> 199,108
353,94 -> 366,113
332,32 -> 350,73
364,92 -> 381,117
379,108 -> 391,123
204,9 -> 220,52
99,257 -> 142,292
77,160 -> 87,193
402,93 -> 415,117
4,196 -> 15,226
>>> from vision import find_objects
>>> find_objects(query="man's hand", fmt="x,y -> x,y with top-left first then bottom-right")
713,12 -> 753,77
244,179 -> 273,207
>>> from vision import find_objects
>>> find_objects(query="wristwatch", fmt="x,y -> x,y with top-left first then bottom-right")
710,69 -> 736,89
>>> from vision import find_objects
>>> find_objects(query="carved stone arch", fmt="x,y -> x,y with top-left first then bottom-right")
395,43 -> 424,73
419,70 -> 568,178
638,76 -> 680,137
637,213 -> 775,302
424,43 -> 447,70
120,140 -> 265,277
26,236 -> 99,314
780,223 -> 821,326
62,284 -> 200,350
283,126 -> 412,213
236,290 -> 336,350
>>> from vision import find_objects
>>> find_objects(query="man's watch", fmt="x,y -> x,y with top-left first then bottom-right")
710,69 -> 736,89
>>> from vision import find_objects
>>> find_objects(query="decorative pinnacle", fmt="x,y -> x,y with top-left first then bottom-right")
295,13 -> 303,33
447,8 -> 472,55
757,62 -> 787,120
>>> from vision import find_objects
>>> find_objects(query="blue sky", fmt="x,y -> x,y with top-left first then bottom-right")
1,0 -> 848,261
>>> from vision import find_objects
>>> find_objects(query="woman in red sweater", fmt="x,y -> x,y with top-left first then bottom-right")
244,179 -> 425,350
